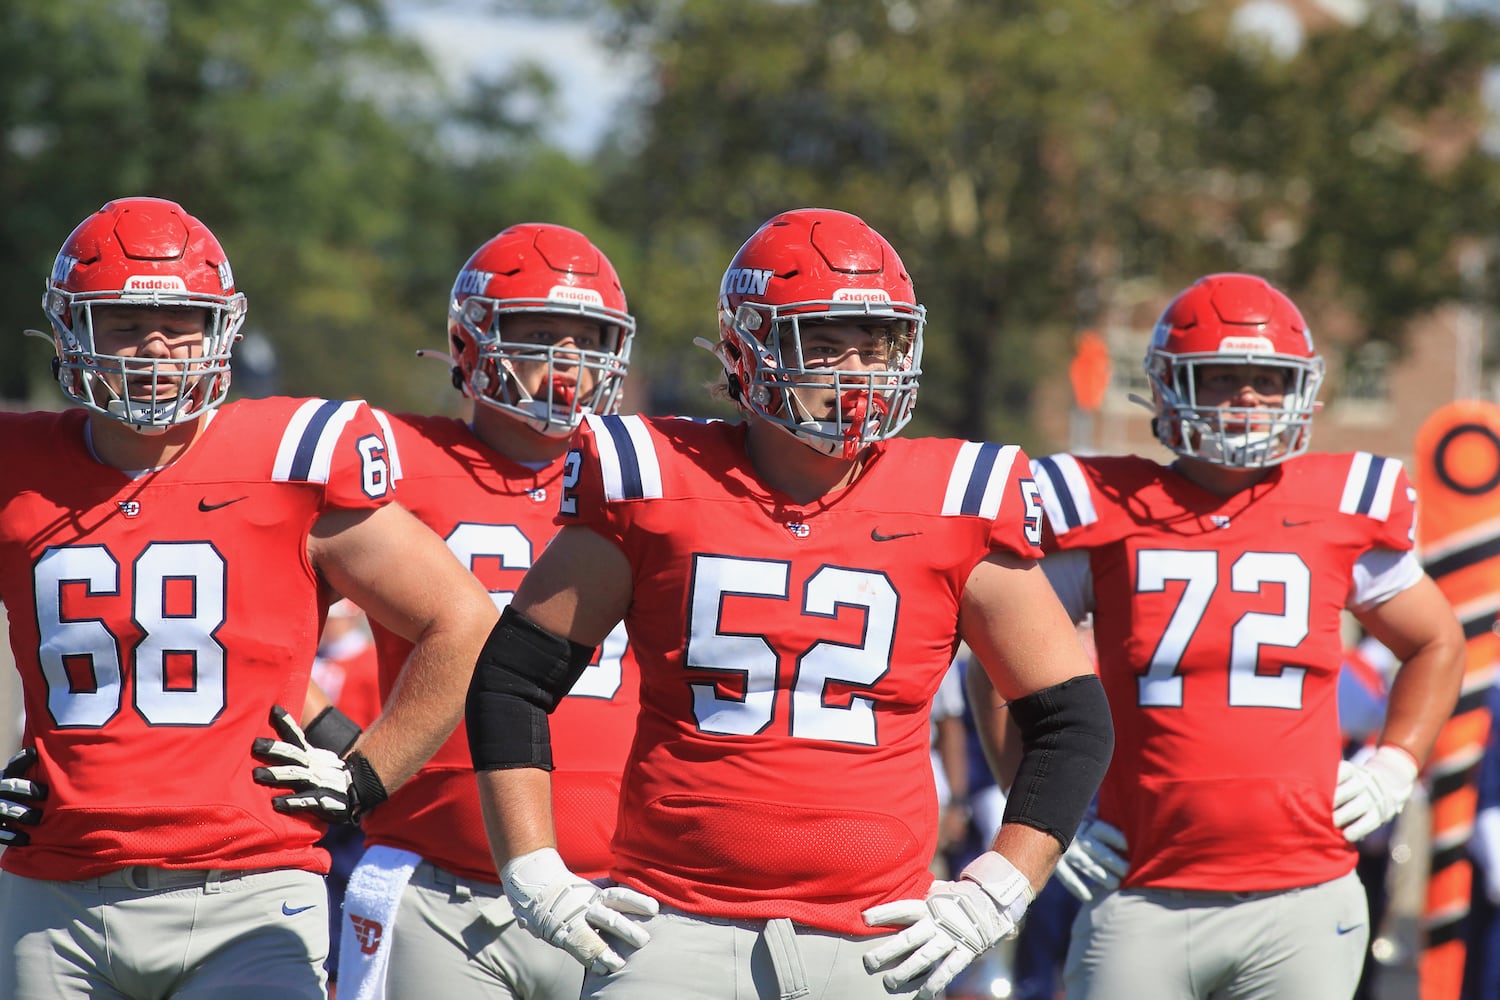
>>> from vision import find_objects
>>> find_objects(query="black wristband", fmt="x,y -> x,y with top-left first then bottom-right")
303,705 -> 363,756
345,750 -> 388,822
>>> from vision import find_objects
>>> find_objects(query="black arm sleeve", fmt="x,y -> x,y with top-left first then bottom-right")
1001,673 -> 1114,849
465,605 -> 598,772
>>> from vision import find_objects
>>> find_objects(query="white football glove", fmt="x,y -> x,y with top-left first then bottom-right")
1053,817 -> 1129,902
502,847 -> 659,975
0,748 -> 47,847
1333,744 -> 1419,843
252,705 -> 387,823
861,851 -> 1033,1000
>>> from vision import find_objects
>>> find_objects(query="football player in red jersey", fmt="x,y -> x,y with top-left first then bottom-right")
332,223 -> 642,1000
981,273 -> 1465,1000
0,197 -> 497,1000
463,208 -> 1114,1000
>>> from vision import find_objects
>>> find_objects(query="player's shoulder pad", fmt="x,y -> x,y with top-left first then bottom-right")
1029,453 -> 1160,536
1030,452 -> 1096,535
581,413 -> 665,502
936,440 -> 1028,519
1334,452 -> 1407,523
271,398 -> 375,485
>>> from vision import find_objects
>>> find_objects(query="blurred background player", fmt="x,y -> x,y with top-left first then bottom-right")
464,207 -> 1113,1000
1001,272 -> 1464,1000
335,223 -> 641,1000
0,196 -> 495,1000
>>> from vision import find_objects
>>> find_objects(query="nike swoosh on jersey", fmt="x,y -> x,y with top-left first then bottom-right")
870,528 -> 921,542
1282,518 -> 1313,527
198,496 -> 248,512
282,902 -> 316,916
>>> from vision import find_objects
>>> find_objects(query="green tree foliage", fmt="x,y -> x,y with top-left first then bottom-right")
598,0 -> 1500,447
0,0 -> 617,412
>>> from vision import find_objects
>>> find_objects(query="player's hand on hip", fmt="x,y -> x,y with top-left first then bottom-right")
502,847 -> 659,975
1333,744 -> 1419,843
861,851 -> 1033,1000
0,748 -> 47,847
252,705 -> 387,824
1053,816 -> 1129,902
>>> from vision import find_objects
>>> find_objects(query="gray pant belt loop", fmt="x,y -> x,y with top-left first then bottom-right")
82,867 -> 264,892
763,917 -> 810,1000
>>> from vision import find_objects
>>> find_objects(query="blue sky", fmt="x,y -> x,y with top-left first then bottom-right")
388,2 -> 643,155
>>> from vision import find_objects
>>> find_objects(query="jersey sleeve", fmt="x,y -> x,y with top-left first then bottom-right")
940,441 -> 1044,559
1030,452 -> 1098,554
270,398 -> 393,512
556,414 -> 662,544
1337,452 -> 1417,553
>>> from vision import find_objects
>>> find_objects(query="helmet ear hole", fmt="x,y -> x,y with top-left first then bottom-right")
450,367 -> 465,393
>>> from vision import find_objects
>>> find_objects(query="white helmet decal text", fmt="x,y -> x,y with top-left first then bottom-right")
831,288 -> 892,303
453,268 -> 493,296
123,275 -> 189,292
721,267 -> 774,297
548,285 -> 606,307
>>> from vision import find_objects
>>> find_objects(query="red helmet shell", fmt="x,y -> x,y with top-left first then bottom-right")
712,208 -> 925,457
444,223 -> 634,436
43,197 -> 246,428
1146,273 -> 1324,467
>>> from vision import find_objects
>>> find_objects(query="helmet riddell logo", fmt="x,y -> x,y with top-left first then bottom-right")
1217,336 -> 1276,353
124,275 -> 188,292
547,285 -> 606,307
721,268 -> 773,297
832,288 -> 892,304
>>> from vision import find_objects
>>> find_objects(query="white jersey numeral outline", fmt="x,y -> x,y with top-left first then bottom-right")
685,554 -> 895,745
1135,548 -> 1310,709
445,521 -> 624,700
35,543 -> 228,728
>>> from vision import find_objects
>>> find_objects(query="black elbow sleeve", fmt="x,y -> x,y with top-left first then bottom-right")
1002,673 -> 1114,849
465,605 -> 598,772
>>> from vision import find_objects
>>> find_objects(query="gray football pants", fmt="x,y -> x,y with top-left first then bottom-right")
582,906 -> 925,1000
378,860 -> 582,1000
1064,869 -> 1369,1000
0,866 -> 328,1000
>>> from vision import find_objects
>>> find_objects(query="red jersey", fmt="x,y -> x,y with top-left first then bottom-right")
1031,451 -> 1417,891
311,629 -> 382,730
358,413 -> 639,882
0,399 -> 393,880
561,414 -> 1044,933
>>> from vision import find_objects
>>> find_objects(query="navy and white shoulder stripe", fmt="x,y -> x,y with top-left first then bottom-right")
1030,453 -> 1097,535
272,399 -> 365,484
585,414 -> 663,502
1338,452 -> 1403,522
941,442 -> 1021,519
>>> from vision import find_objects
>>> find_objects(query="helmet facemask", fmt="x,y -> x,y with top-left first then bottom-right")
1147,350 -> 1325,468
43,288 -> 246,433
715,301 -> 923,460
452,296 -> 634,438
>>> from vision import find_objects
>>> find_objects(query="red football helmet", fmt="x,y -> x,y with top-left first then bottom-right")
1146,273 -> 1324,468
445,224 -> 634,437
708,208 -> 924,458
39,197 -> 247,429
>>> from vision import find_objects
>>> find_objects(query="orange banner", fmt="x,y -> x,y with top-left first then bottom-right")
1413,401 -> 1500,1000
